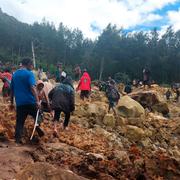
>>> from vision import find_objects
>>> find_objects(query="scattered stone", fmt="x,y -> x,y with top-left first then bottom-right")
126,125 -> 145,141
103,114 -> 116,127
116,116 -> 127,126
0,84 -> 180,180
113,150 -> 131,164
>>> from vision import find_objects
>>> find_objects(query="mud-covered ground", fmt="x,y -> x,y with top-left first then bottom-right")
0,85 -> 180,180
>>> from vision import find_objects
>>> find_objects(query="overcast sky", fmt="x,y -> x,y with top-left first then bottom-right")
0,0 -> 180,39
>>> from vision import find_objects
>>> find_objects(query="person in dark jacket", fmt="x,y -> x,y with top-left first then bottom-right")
55,62 -> 63,82
165,89 -> 172,100
124,82 -> 132,94
106,81 -> 120,115
48,76 -> 75,133
143,67 -> 151,89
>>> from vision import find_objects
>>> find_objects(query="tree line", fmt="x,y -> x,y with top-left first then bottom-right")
0,8 -> 179,84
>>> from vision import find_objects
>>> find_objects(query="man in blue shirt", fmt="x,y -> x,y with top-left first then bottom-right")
11,58 -> 44,144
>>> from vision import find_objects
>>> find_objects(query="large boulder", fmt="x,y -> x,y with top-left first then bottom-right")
103,114 -> 116,127
16,162 -> 88,180
90,91 -> 108,102
129,90 -> 169,115
75,102 -> 107,115
74,104 -> 87,117
126,125 -> 145,141
116,96 -> 145,118
74,102 -> 107,125
85,102 -> 107,122
116,116 -> 127,126
151,102 -> 169,115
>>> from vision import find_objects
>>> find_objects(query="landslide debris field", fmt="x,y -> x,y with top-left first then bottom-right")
0,84 -> 180,180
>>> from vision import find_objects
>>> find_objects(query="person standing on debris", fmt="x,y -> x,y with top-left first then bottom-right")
99,81 -> 108,92
124,82 -> 132,94
48,76 -> 75,133
106,81 -> 120,115
107,76 -> 116,85
171,83 -> 180,102
143,67 -> 151,89
165,89 -> 172,100
0,68 -> 12,101
60,71 -> 67,83
76,69 -> 91,100
42,79 -> 54,98
132,79 -> 139,88
36,80 -> 51,124
74,64 -> 81,81
37,65 -> 43,80
174,88 -> 179,102
10,58 -> 44,144
55,62 -> 63,82
36,80 -> 51,111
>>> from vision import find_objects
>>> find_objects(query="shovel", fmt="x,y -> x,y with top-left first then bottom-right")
30,103 -> 41,140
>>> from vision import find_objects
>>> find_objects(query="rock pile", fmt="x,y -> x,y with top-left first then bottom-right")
0,85 -> 180,179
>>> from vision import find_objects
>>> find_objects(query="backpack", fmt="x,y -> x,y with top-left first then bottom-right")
107,86 -> 120,101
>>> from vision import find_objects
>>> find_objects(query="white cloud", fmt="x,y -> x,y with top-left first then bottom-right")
0,0 -> 179,39
167,8 -> 180,31
132,0 -> 177,12
144,13 -> 163,22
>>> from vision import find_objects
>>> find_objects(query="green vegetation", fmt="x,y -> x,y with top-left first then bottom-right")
0,8 -> 179,83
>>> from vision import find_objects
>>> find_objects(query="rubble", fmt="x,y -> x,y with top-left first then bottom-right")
0,85 -> 180,179
129,90 -> 169,115
16,162 -> 88,180
103,114 -> 116,127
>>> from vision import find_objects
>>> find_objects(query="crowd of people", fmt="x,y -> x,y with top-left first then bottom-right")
0,58 -> 92,144
0,58 -> 179,145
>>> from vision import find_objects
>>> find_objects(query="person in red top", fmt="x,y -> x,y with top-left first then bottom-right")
76,69 -> 91,100
0,68 -> 12,100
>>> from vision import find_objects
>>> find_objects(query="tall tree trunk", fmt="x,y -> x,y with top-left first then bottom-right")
99,58 -> 104,81
31,41 -> 36,68
18,47 -> 21,66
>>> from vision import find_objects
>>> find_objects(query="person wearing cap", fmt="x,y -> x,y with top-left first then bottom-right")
76,69 -> 91,100
42,79 -> 54,99
10,58 -> 44,144
48,76 -> 75,133
36,80 -> 51,124
36,80 -> 51,112
60,71 -> 67,83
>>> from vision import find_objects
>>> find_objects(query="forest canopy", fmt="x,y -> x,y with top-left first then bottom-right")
0,8 -> 179,83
